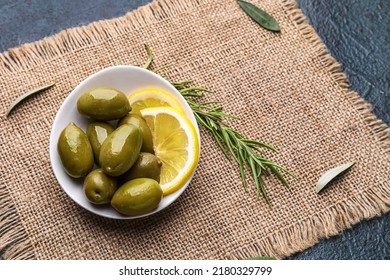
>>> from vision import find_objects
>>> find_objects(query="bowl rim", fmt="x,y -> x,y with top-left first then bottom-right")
49,65 -> 201,219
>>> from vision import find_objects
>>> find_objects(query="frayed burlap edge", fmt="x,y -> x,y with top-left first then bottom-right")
0,0 -> 201,75
228,0 -> 390,260
1,0 -> 389,260
0,0 -> 202,260
0,185 -> 35,259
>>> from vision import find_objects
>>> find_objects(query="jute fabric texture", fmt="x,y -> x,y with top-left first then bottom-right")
1,0 -> 389,259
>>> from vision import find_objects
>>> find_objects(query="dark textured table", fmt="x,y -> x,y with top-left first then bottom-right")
0,0 -> 389,260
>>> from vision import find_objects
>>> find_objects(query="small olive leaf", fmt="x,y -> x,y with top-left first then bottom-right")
316,162 -> 355,193
6,82 -> 56,117
237,0 -> 280,32
113,58 -> 121,66
142,44 -> 153,69
246,256 -> 276,260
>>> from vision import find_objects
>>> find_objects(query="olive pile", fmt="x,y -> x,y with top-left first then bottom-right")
57,87 -> 163,216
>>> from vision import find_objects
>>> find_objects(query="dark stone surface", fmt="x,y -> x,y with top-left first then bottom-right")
0,0 -> 153,51
290,0 -> 390,260
297,0 -> 390,126
0,0 -> 389,259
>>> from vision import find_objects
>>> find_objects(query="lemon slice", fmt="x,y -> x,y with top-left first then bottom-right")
128,88 -> 184,114
140,107 -> 199,196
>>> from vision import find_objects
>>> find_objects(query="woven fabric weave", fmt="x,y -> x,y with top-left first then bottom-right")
1,0 -> 389,259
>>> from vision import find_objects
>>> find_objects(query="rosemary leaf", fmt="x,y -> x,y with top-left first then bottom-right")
268,164 -> 289,188
142,44 -> 153,69
6,82 -> 55,117
179,87 -> 212,93
243,139 -> 279,152
181,92 -> 205,98
213,129 -> 230,159
248,156 -> 261,200
237,0 -> 280,32
316,162 -> 355,193
153,64 -> 172,73
259,176 -> 272,206
237,148 -> 249,192
221,127 -> 238,162
194,112 -> 212,130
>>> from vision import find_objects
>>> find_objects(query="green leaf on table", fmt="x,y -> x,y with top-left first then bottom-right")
237,0 -> 280,32
6,82 -> 56,117
316,162 -> 355,193
113,58 -> 121,66
246,256 -> 276,260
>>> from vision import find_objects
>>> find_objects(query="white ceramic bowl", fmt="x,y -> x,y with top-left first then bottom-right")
49,66 -> 200,219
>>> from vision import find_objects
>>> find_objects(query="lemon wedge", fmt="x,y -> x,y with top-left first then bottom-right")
140,107 -> 199,196
128,88 -> 184,114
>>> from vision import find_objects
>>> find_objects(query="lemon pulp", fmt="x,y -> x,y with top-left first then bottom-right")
140,106 -> 199,195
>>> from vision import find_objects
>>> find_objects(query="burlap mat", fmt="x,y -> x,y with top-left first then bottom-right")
1,0 -> 389,260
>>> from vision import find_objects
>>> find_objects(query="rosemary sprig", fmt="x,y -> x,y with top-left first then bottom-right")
142,45 -> 295,206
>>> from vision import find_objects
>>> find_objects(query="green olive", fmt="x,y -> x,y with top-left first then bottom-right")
111,178 -> 162,216
99,124 -> 142,176
86,122 -> 115,162
77,87 -> 131,120
118,113 -> 154,153
83,169 -> 117,205
57,122 -> 94,178
120,152 -> 162,183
